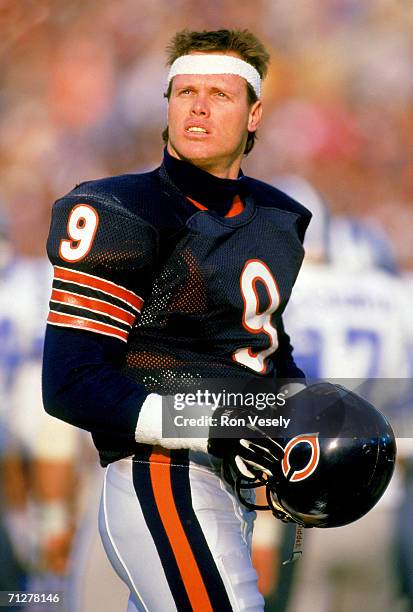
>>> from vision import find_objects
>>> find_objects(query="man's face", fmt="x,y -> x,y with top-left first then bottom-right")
166,54 -> 262,178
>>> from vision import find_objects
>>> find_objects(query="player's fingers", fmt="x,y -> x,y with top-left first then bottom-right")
244,426 -> 284,454
242,458 -> 273,477
234,456 -> 257,479
240,439 -> 281,466
236,443 -> 275,476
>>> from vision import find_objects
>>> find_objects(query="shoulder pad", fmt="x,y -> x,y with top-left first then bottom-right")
67,168 -> 187,231
243,177 -> 312,243
67,169 -> 160,218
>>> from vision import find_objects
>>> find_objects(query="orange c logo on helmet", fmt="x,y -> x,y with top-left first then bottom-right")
282,434 -> 320,482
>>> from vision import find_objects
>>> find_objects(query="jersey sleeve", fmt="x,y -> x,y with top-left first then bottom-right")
42,185 -> 158,453
46,187 -> 157,343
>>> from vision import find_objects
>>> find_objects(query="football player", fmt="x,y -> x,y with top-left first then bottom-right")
42,30 -> 394,611
42,28 -> 310,611
1,252 -> 82,595
0,213 -> 25,592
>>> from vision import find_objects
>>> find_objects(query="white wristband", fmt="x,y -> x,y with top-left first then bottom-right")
135,394 -> 208,453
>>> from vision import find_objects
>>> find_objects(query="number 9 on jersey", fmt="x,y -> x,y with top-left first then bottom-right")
59,204 -> 99,262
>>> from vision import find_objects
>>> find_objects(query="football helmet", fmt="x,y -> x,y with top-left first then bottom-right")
329,216 -> 398,274
231,383 -> 396,528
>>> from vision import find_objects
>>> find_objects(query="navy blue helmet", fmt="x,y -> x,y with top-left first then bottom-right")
234,383 -> 396,528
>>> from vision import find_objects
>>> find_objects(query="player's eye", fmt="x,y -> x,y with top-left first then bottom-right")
216,91 -> 227,98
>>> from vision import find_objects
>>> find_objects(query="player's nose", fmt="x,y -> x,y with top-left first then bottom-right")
190,93 -> 210,117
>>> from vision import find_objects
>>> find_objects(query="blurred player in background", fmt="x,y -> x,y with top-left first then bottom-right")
0,192 -> 84,607
266,176 -> 409,612
329,214 -> 399,275
0,212 -> 26,596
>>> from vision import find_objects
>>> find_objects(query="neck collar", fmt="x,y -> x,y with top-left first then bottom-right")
163,148 -> 245,215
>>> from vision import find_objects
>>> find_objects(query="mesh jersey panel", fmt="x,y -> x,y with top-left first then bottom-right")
45,166 -> 310,463
122,198 -> 305,393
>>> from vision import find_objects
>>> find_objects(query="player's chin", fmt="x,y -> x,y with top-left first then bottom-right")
177,139 -> 218,161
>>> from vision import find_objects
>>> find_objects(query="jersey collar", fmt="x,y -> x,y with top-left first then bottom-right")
162,148 -> 246,216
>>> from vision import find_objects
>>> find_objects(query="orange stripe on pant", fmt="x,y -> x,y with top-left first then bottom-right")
149,448 -> 213,612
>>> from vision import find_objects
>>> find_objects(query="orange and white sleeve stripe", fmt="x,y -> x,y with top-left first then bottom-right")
47,265 -> 144,342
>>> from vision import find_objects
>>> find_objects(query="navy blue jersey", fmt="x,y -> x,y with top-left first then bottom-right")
43,151 -> 311,465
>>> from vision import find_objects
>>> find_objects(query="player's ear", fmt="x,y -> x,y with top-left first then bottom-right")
248,100 -> 262,133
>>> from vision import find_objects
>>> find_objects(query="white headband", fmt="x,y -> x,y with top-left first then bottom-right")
167,54 -> 262,98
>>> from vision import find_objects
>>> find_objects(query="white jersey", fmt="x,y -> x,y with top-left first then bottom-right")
284,261 -> 409,381
0,258 -> 50,451
0,259 -> 50,429
0,258 -> 79,459
0,266 -> 19,411
0,265 -> 18,449
0,257 -> 51,395
5,257 -> 52,353
403,272 -> 413,376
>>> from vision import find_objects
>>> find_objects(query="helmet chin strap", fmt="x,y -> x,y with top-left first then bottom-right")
232,472 -> 305,564
283,524 -> 305,565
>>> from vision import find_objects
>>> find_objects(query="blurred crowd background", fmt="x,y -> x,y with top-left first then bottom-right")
0,1 -> 412,611
1,0 -> 412,266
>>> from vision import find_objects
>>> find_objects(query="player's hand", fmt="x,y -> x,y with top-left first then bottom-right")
207,407 -> 283,479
